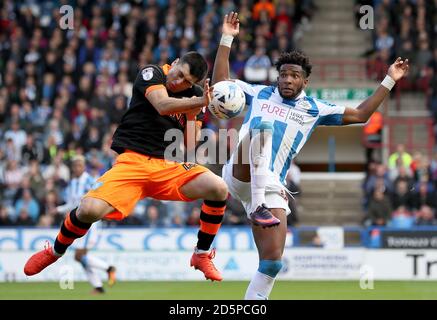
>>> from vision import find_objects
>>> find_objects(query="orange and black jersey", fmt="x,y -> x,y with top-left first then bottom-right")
111,64 -> 204,158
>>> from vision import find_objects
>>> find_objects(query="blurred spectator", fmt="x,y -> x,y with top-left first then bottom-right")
412,155 -> 432,183
0,206 -> 14,226
170,214 -> 185,228
14,188 -> 39,223
41,190 -> 64,227
411,179 -> 437,210
43,153 -> 70,184
392,164 -> 414,190
4,121 -> 27,160
391,179 -> 414,211
367,188 -> 392,226
28,160 -> 46,202
21,134 -> 43,165
144,205 -> 165,228
224,196 -> 247,225
244,47 -> 271,83
388,144 -> 413,171
3,160 -> 24,199
362,111 -> 383,165
186,206 -> 201,226
253,0 -> 275,22
363,163 -> 393,209
4,138 -> 20,162
15,208 -> 35,226
415,205 -> 437,225
37,214 -> 54,227
390,205 -> 415,228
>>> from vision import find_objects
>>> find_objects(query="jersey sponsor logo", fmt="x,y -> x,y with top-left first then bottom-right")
182,163 -> 197,170
142,67 -> 154,81
169,113 -> 186,127
260,103 -> 305,126
260,103 -> 288,119
287,111 -> 305,126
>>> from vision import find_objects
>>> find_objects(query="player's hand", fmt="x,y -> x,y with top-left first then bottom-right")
202,78 -> 214,107
223,12 -> 239,37
387,57 -> 409,82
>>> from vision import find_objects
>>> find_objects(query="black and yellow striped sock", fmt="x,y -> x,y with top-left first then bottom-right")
196,200 -> 226,251
53,208 -> 91,255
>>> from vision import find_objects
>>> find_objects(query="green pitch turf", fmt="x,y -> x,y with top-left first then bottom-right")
1,281 -> 437,300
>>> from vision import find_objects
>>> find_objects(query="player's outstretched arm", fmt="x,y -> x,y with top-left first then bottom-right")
342,57 -> 409,125
211,12 -> 239,85
147,86 -> 207,116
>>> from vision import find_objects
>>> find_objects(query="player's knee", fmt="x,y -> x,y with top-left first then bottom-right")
211,179 -> 228,201
203,177 -> 228,201
77,198 -> 106,222
258,260 -> 283,278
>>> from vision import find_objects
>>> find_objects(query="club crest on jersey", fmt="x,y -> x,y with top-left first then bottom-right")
142,67 -> 154,81
296,100 -> 311,110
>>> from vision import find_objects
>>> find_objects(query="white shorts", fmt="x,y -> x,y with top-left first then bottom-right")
73,219 -> 102,250
222,161 -> 291,218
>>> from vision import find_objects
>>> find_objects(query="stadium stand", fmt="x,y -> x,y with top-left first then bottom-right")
0,0 -> 314,227
0,0 -> 436,231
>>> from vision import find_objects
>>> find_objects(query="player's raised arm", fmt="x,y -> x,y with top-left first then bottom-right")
211,12 -> 240,85
342,57 -> 409,125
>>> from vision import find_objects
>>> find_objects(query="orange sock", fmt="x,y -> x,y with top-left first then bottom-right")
196,200 -> 226,251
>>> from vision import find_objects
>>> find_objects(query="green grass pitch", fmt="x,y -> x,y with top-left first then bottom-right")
1,281 -> 437,300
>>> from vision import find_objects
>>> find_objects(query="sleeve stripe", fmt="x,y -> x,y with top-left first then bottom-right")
145,84 -> 166,96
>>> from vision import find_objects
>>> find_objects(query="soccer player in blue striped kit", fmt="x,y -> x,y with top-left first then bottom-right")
213,12 -> 410,299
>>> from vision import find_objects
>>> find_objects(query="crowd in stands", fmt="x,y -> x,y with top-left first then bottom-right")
0,0 -> 312,227
357,1 -> 437,228
363,143 -> 437,227
360,0 -> 436,90
357,0 -> 437,135
3,0 -> 434,231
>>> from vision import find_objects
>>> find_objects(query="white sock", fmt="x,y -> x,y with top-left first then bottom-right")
83,255 -> 109,271
84,266 -> 103,289
244,271 -> 276,300
249,130 -> 272,212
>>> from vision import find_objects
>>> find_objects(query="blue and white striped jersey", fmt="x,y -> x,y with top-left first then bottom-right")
234,79 -> 346,183
58,172 -> 96,213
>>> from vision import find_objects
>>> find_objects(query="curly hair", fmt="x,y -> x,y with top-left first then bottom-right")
275,51 -> 312,77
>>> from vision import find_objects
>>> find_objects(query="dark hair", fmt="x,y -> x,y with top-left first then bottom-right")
179,51 -> 208,81
275,50 -> 312,77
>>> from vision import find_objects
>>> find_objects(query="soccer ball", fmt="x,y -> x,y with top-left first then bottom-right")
208,80 -> 246,119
